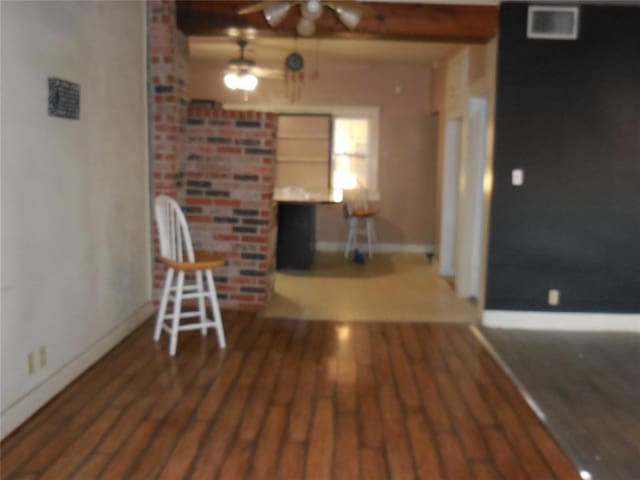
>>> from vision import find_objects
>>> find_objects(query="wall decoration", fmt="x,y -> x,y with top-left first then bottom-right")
285,52 -> 305,103
48,78 -> 80,119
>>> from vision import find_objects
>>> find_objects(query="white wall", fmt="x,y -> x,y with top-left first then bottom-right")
0,1 -> 151,438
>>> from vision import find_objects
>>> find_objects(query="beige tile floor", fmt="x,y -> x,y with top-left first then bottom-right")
259,253 -> 480,323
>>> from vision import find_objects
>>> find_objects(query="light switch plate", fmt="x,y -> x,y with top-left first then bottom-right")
512,168 -> 524,186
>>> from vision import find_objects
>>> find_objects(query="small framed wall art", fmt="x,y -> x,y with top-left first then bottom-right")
48,78 -> 80,119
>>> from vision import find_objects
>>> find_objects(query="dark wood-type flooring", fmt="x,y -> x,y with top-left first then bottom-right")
1,312 -> 579,479
480,327 -> 640,480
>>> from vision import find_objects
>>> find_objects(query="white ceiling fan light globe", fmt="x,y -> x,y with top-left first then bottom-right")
224,72 -> 240,90
240,72 -> 258,91
301,0 -> 323,20
307,0 -> 322,15
263,2 -> 291,27
335,5 -> 361,30
296,17 -> 316,36
224,71 -> 258,92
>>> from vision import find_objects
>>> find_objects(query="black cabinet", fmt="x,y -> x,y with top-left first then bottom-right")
276,203 -> 315,270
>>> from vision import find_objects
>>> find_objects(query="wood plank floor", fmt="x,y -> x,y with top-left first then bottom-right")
1,312 -> 579,479
480,327 -> 640,480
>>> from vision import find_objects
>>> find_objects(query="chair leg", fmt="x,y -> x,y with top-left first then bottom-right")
196,271 -> 207,336
344,226 -> 352,258
169,271 -> 185,356
154,268 -> 174,341
366,218 -> 375,259
353,218 -> 361,254
205,269 -> 226,349
344,218 -> 357,258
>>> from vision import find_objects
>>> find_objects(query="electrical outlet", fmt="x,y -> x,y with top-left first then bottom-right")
27,352 -> 36,375
39,346 -> 47,368
548,289 -> 560,306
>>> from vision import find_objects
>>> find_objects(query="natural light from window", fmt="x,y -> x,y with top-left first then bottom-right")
332,117 -> 369,192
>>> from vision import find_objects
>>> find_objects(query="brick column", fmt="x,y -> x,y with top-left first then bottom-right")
184,107 -> 277,311
148,0 -> 189,297
147,1 -> 276,310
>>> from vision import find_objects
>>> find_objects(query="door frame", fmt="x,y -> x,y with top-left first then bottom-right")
439,118 -> 463,277
456,96 -> 488,298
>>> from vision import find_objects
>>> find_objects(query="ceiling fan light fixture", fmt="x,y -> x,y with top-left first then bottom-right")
301,0 -> 323,20
240,72 -> 258,91
224,72 -> 240,90
296,17 -> 316,36
263,2 -> 291,27
224,71 -> 258,92
335,4 -> 362,30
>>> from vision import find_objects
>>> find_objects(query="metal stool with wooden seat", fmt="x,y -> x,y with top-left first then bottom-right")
153,195 -> 226,356
344,204 -> 379,260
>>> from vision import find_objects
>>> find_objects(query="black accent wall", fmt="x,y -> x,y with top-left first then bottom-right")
486,2 -> 640,313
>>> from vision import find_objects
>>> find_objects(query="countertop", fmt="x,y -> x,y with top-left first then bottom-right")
273,189 -> 342,204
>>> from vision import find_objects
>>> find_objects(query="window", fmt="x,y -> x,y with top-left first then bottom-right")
330,110 -> 379,199
332,117 -> 370,192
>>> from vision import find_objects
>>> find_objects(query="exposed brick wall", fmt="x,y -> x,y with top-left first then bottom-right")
148,0 -> 276,310
148,0 -> 189,298
184,107 -> 277,311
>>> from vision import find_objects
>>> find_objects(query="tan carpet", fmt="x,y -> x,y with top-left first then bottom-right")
259,253 -> 479,323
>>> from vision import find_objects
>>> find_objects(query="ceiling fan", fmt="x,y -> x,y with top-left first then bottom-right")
238,0 -> 376,37
224,39 -> 283,92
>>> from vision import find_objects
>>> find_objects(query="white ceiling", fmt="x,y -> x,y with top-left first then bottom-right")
189,36 -> 458,68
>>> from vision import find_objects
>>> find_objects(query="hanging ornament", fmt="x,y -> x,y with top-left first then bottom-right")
284,52 -> 305,103
310,39 -> 320,80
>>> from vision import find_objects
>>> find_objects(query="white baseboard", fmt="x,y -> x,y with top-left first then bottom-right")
316,242 -> 434,255
0,301 -> 155,440
483,310 -> 640,332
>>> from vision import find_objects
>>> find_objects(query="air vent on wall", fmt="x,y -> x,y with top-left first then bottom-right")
527,5 -> 579,40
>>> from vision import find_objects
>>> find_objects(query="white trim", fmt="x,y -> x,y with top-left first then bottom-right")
483,310 -> 640,332
0,301 -> 155,440
457,96 -> 488,298
224,103 -> 379,118
440,118 -> 462,277
142,0 -> 153,302
316,241 -> 434,254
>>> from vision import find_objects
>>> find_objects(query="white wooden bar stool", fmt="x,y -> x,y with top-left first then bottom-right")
154,195 -> 226,356
344,204 -> 379,260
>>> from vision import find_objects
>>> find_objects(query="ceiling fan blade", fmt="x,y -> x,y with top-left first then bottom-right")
325,1 -> 377,18
237,2 -> 271,15
324,1 -> 376,30
253,66 -> 285,80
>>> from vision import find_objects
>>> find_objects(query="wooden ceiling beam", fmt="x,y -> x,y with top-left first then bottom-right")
176,1 -> 498,43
